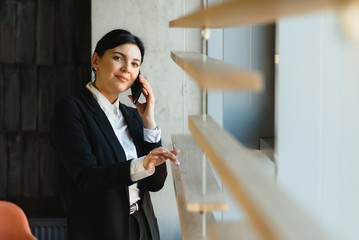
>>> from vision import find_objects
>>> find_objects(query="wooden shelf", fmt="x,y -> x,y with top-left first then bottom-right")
170,136 -> 216,240
169,0 -> 347,28
171,51 -> 263,90
172,163 -> 216,240
171,134 -> 228,212
188,115 -> 332,240
208,221 -> 263,240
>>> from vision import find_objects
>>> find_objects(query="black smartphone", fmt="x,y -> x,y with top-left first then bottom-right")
131,71 -> 142,104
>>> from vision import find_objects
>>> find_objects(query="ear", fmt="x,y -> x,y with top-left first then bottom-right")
92,52 -> 100,70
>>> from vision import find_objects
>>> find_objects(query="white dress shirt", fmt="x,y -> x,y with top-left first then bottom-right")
86,82 -> 161,205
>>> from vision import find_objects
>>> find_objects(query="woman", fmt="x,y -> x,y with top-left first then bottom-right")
50,29 -> 179,240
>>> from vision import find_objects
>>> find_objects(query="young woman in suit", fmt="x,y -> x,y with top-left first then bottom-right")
50,29 -> 179,240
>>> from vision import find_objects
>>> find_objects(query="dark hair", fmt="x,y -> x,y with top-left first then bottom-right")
94,29 -> 145,62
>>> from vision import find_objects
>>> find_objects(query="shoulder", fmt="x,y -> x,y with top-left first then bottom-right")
54,88 -> 96,113
54,95 -> 83,113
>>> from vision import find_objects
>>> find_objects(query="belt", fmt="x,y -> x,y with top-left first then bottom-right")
130,202 -> 139,215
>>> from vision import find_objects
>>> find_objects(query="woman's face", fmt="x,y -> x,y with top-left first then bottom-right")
92,43 -> 142,103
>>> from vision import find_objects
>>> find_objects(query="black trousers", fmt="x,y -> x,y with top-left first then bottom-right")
128,209 -> 152,240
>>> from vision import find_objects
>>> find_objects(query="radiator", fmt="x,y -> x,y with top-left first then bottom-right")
29,218 -> 67,240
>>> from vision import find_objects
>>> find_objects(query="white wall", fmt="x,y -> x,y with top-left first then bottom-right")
91,0 -> 202,238
277,10 -> 359,239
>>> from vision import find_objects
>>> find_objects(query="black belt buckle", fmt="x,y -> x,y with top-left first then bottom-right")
130,202 -> 139,215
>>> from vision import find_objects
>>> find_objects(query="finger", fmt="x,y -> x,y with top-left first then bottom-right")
170,149 -> 180,156
150,148 -> 180,166
168,157 -> 180,166
139,77 -> 152,93
162,152 -> 180,166
142,88 -> 149,96
139,75 -> 150,85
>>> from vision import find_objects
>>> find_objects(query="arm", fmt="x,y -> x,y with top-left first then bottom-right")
50,98 -> 134,196
129,75 -> 179,191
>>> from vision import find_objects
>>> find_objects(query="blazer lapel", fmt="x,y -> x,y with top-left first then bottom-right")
80,88 -> 127,162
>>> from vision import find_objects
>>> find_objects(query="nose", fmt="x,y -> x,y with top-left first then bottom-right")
120,62 -> 130,73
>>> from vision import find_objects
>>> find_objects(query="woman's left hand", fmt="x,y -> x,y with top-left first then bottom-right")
129,75 -> 156,129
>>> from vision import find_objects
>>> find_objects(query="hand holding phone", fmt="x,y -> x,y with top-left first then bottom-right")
131,71 -> 142,104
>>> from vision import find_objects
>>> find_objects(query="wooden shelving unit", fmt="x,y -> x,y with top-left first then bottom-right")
171,51 -> 263,90
170,0 -> 347,28
188,115 -> 329,239
207,221 -> 262,240
168,0 -> 350,239
171,134 -> 228,212
171,153 -> 216,239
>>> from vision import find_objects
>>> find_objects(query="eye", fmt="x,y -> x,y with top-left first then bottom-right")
132,62 -> 140,68
113,55 -> 123,61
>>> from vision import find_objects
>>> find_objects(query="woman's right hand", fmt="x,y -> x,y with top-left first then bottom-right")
143,147 -> 180,170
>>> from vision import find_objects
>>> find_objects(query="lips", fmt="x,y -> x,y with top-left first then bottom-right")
115,74 -> 129,82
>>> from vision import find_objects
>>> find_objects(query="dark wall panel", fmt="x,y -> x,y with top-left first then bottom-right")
7,134 -> 23,197
0,0 -> 90,217
36,0 -> 55,65
0,65 -> 4,131
55,65 -> 76,99
39,137 -> 58,196
16,0 -> 36,64
0,134 -> 7,198
0,0 -> 16,63
74,0 -> 91,64
4,65 -> 20,131
78,65 -> 91,89
21,66 -> 37,131
38,67 -> 56,133
55,0 -> 73,64
23,134 -> 39,197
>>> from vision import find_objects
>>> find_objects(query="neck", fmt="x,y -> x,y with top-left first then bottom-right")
93,81 -> 118,104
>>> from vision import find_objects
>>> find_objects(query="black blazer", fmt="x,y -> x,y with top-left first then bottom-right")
49,88 -> 166,240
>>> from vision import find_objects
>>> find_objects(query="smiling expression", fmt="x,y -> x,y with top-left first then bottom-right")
92,43 -> 142,103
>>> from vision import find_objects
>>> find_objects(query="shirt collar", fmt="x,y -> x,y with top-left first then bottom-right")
86,82 -> 120,113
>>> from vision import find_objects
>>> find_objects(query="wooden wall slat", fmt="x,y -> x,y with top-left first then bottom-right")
55,65 -> 77,99
36,0 -> 55,65
21,66 -> 37,131
16,0 -> 36,64
0,134 -> 7,198
0,0 -> 90,216
4,65 -> 20,131
39,137 -> 58,196
77,65 -> 91,90
38,67 -> 56,133
0,65 -> 4,131
7,134 -> 23,197
74,0 -> 91,64
23,134 -> 39,197
55,0 -> 74,64
0,0 -> 16,63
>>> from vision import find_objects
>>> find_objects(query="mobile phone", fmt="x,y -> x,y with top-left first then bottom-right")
131,71 -> 142,104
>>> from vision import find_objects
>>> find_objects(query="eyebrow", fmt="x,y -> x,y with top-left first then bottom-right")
112,51 -> 141,63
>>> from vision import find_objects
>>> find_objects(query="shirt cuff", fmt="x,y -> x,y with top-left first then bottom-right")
143,126 -> 161,143
130,156 -> 155,182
